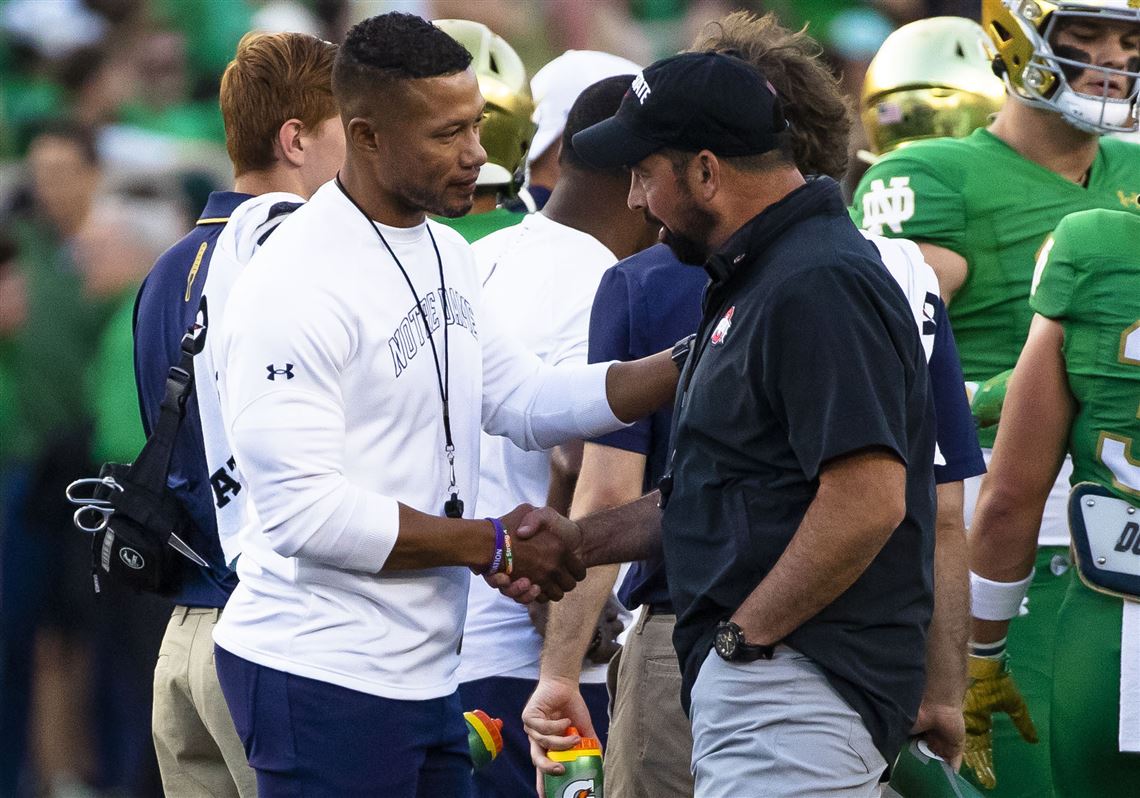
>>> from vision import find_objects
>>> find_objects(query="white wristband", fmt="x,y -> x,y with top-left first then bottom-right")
970,571 -> 1033,621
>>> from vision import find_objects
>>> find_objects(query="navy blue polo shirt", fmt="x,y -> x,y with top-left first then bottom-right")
133,191 -> 251,608
587,244 -> 705,611
662,177 -> 936,764
589,246 -> 981,615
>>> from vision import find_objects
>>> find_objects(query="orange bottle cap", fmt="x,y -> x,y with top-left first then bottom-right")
564,726 -> 601,752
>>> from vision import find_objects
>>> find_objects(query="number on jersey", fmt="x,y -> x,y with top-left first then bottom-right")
1099,322 -> 1140,497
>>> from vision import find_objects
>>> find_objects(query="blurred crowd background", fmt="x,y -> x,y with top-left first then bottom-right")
0,1 -> 978,796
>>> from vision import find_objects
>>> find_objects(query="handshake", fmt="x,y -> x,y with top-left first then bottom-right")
480,505 -> 586,604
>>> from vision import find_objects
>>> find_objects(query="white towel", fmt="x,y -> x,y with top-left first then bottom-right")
1118,600 -> 1140,751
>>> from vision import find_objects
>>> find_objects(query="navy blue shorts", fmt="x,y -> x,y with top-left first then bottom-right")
458,675 -> 610,798
215,645 -> 471,797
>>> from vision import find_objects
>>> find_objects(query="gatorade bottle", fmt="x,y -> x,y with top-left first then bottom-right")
885,739 -> 984,798
543,727 -> 603,798
464,710 -> 504,770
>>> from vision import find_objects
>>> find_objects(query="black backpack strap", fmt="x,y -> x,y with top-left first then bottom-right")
129,323 -> 206,492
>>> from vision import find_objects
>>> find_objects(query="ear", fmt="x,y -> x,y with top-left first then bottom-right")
693,150 -> 720,202
275,118 -> 306,169
346,116 -> 380,156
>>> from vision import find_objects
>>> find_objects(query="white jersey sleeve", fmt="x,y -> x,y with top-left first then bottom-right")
195,192 -> 303,567
864,231 -> 946,467
863,231 -> 939,363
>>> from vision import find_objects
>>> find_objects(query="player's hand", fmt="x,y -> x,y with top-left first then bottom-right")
523,677 -> 596,776
505,506 -> 586,602
969,368 -> 1012,429
962,653 -> 1037,789
911,699 -> 965,771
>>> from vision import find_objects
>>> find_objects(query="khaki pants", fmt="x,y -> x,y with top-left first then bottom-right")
605,607 -> 695,798
152,606 -> 257,797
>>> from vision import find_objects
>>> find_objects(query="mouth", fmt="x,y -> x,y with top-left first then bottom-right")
453,174 -> 479,191
1077,76 -> 1126,98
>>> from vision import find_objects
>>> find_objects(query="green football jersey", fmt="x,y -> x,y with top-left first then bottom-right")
434,207 -> 525,243
852,129 -> 1140,444
1030,209 -> 1140,504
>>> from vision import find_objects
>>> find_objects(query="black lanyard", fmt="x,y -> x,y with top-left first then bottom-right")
335,177 -> 464,518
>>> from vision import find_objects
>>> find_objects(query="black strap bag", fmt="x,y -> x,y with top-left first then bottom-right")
67,325 -> 209,596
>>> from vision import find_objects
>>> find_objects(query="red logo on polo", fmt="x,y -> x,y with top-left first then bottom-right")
710,306 -> 734,346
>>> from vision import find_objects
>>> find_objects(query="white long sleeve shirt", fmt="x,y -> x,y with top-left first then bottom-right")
212,181 -> 625,700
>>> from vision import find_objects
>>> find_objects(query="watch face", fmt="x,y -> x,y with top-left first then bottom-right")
714,624 -> 737,660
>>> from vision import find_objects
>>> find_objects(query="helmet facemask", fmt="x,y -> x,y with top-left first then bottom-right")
988,1 -> 1140,133
1035,7 -> 1140,131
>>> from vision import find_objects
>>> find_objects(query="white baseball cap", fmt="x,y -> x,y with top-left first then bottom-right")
527,49 -> 643,166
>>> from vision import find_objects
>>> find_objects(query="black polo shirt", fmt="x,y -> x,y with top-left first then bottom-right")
661,177 -> 936,763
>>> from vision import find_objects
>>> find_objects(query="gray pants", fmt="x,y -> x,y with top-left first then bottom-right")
689,647 -> 887,798
152,606 -> 257,797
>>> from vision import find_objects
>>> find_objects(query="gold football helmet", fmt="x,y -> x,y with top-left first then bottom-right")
434,19 -> 536,188
862,17 -> 1006,157
982,0 -> 1140,133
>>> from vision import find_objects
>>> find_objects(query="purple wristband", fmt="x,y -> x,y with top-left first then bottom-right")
483,517 -> 506,575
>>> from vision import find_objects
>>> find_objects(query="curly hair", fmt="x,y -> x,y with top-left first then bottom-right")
333,13 -> 472,113
690,11 -> 852,181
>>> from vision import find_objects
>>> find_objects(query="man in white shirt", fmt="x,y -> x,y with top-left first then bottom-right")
210,13 -> 679,798
458,75 -> 659,798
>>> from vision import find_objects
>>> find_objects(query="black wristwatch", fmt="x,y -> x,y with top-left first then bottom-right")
714,620 -> 775,662
671,333 -> 697,373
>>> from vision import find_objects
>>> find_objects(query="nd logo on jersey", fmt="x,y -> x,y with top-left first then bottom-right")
862,176 -> 915,235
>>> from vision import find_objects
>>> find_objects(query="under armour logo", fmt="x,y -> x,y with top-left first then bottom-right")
861,176 -> 915,236
922,291 -> 938,336
266,363 -> 294,380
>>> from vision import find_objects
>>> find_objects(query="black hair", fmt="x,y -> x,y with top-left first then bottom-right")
57,46 -> 108,94
560,74 -> 636,175
332,12 -> 472,111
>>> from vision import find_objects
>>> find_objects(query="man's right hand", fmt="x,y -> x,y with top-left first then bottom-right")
498,505 -> 586,602
962,653 -> 1037,789
523,677 -> 596,776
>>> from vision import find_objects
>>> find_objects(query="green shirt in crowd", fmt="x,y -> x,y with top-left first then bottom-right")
88,290 -> 145,464
0,219 -> 113,463
435,207 -> 525,244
